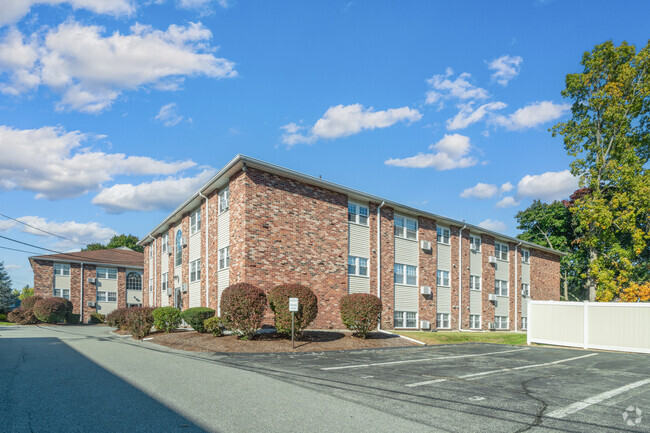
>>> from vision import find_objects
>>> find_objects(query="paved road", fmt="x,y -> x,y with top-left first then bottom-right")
1,325 -> 649,432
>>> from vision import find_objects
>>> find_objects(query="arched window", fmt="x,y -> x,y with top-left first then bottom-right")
175,229 -> 183,267
126,272 -> 142,291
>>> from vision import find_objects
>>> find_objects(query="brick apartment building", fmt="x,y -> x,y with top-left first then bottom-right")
138,155 -> 563,331
30,248 -> 144,322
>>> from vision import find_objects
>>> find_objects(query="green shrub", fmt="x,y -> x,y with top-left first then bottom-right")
125,307 -> 155,339
152,306 -> 181,333
204,316 -> 225,337
90,313 -> 105,324
180,307 -> 215,333
66,313 -> 81,324
339,293 -> 382,339
0,313 -> 7,321
267,284 -> 318,336
221,283 -> 267,340
106,308 -> 130,329
33,297 -> 69,323
20,295 -> 42,310
8,308 -> 39,325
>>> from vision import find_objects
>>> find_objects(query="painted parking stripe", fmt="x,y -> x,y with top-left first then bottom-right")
405,378 -> 448,387
546,378 -> 650,419
321,347 -> 530,371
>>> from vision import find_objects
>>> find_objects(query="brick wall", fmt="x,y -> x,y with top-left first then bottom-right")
70,263 -> 81,314
117,268 -> 126,309
83,265 -> 97,323
207,190 -> 219,310
481,235 -> 496,329
377,205 -> 395,328
181,212 -> 190,308
32,259 -> 53,298
509,243 -> 518,330
530,249 -> 561,301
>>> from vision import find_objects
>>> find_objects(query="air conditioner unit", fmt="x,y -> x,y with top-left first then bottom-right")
420,286 -> 432,295
488,293 -> 497,301
488,322 -> 496,330
168,250 -> 172,256
470,245 -> 477,252
87,301 -> 95,307
420,240 -> 432,251
180,236 -> 188,247
166,287 -> 172,296
87,277 -> 96,284
488,256 -> 497,264
182,283 -> 188,293
420,320 -> 431,330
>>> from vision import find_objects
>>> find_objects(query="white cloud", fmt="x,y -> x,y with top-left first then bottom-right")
487,55 -> 522,86
0,220 -> 16,231
0,0 -> 135,26
0,21 -> 236,112
281,104 -> 422,147
12,216 -> 117,244
516,169 -> 578,201
492,101 -> 570,130
92,169 -> 216,213
446,101 -> 507,130
495,196 -> 520,208
384,134 -> 478,170
177,0 -> 230,9
0,125 -> 196,199
478,218 -> 507,232
460,183 -> 498,199
155,103 -> 184,127
425,68 -> 489,107
4,264 -> 21,269
500,182 -> 513,193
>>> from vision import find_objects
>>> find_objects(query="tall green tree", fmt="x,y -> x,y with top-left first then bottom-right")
83,234 -> 143,253
552,40 -> 650,301
0,262 -> 14,312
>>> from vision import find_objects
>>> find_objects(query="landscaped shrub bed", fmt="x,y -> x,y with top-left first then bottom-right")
33,297 -> 69,324
152,306 -> 181,333
339,293 -> 382,339
90,312 -> 105,323
125,307 -> 156,339
267,284 -> 318,337
20,295 -> 42,310
180,307 -> 215,333
203,316 -> 225,336
106,308 -> 130,329
8,308 -> 39,325
221,283 -> 267,339
67,313 -> 81,324
0,313 -> 7,321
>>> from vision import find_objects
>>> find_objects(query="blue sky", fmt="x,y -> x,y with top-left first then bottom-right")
0,0 -> 648,289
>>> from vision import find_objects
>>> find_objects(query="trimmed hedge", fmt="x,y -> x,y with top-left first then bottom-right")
221,283 -> 267,340
125,307 -> 155,339
267,284 -> 318,336
33,297 -> 69,324
67,313 -> 81,324
180,307 -> 215,333
152,306 -> 181,333
8,308 -> 39,325
0,313 -> 7,321
90,313 -> 105,324
339,293 -> 382,339
20,295 -> 42,310
106,308 -> 130,329
204,316 -> 225,337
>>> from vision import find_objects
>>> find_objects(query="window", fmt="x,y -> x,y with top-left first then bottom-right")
470,235 -> 481,252
175,229 -> 183,267
348,256 -> 368,276
348,202 -> 369,225
148,246 -> 153,258
219,188 -> 230,213
495,242 -> 509,261
190,259 -> 201,283
394,264 -> 417,285
96,267 -> 117,279
522,249 -> 530,264
437,226 -> 450,244
495,279 -> 509,296
161,273 -> 168,293
97,291 -> 106,302
470,314 -> 481,329
219,246 -> 230,270
469,275 -> 481,291
394,215 -> 418,240
53,288 -> 70,299
495,316 -> 508,329
162,234 -> 169,253
54,263 -> 70,276
521,317 -> 528,330
126,272 -> 142,291
521,283 -> 530,297
107,292 -> 117,302
437,270 -> 450,287
394,311 -> 417,328
97,291 -> 117,302
437,313 -> 450,329
190,209 -> 201,235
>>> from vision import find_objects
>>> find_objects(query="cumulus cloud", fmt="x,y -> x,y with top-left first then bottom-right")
500,182 -> 514,194
4,264 -> 21,269
478,219 -> 507,232
0,0 -> 135,26
281,104 -> 422,147
92,169 -> 216,213
460,183 -> 498,199
492,101 -> 570,130
384,134 -> 478,170
0,125 -> 196,199
177,0 -> 230,10
495,196 -> 520,208
425,68 -> 489,107
155,103 -> 185,127
488,55 -> 523,86
516,169 -> 578,201
0,21 -> 236,112
13,216 -> 117,244
446,101 -> 507,130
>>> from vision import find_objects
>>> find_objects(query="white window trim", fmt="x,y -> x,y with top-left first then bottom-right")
162,234 -> 169,253
54,263 -> 71,276
175,229 -> 183,267
190,209 -> 201,236
348,256 -> 369,277
436,312 -> 450,329
495,316 -> 509,330
347,202 -> 369,226
53,288 -> 70,299
495,279 -> 509,296
521,317 -> 528,330
469,314 -> 481,329
436,269 -> 450,287
495,241 -> 509,261
394,263 -> 418,286
190,259 -> 201,283
219,188 -> 230,214
470,235 -> 481,252
394,311 -> 418,329
96,267 -> 117,280
437,226 -> 451,245
394,214 -> 418,241
522,249 -> 530,264
469,275 -> 481,291
218,246 -> 230,270
521,283 -> 530,297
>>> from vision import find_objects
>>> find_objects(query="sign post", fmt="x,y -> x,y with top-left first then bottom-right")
289,297 -> 299,349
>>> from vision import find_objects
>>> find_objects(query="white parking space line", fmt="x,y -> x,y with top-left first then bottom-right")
321,347 -> 530,371
405,378 -> 447,387
546,378 -> 650,419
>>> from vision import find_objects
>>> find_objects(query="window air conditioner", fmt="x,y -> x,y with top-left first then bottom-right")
420,320 -> 431,330
470,245 -> 477,252
488,293 -> 497,301
87,277 -> 96,284
180,236 -> 188,247
488,256 -> 497,264
87,301 -> 95,307
182,283 -> 188,293
420,240 -> 432,251
420,286 -> 432,295
488,322 -> 496,330
166,287 -> 172,296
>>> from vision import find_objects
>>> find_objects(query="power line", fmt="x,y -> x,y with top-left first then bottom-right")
0,245 -> 43,255
0,213 -> 88,246
0,235 -> 64,254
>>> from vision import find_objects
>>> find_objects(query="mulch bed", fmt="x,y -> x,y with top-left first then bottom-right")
145,329 -> 418,353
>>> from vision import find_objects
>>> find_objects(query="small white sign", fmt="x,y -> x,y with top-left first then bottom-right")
289,297 -> 299,312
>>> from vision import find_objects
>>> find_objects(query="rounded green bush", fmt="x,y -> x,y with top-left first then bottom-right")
0,313 -> 7,321
90,312 -> 105,324
204,316 -> 225,337
180,307 -> 215,333
339,293 -> 382,339
267,284 -> 318,337
66,313 -> 81,324
33,297 -> 69,324
152,306 -> 181,333
125,307 -> 156,339
221,283 -> 267,340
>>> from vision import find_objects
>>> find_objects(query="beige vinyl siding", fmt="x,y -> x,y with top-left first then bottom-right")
521,297 -> 528,317
469,290 -> 482,315
149,243 -> 154,305
521,262 -> 530,283
394,237 -> 418,266
189,231 -> 201,262
174,223 -> 182,287
521,261 -> 530,318
494,260 -> 509,281
437,243 -> 451,271
348,223 -> 369,257
161,290 -> 169,307
437,243 -> 451,314
96,302 -> 117,315
528,302 -> 585,346
54,275 -> 70,289
469,239 -> 482,316
126,290 -> 142,305
469,250 -> 482,275
188,220 -> 201,308
437,287 -> 451,313
394,285 -> 418,311
348,275 -> 369,294
217,269 -> 229,302
189,282 -> 201,308
495,296 -> 509,316
217,208 -> 230,306
96,277 -> 117,292
161,245 -> 169,307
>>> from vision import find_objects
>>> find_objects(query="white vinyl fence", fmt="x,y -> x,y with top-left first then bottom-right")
527,301 -> 650,354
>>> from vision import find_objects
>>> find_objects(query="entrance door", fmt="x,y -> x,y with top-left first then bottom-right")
174,287 -> 183,310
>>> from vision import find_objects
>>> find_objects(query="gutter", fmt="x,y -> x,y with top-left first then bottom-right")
198,192 -> 210,308
515,241 -> 522,332
458,224 -> 466,330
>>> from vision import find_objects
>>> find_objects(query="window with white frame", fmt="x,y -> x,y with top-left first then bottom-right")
219,188 -> 230,214
522,249 -> 530,264
54,263 -> 70,276
470,235 -> 481,252
495,242 -> 509,261
437,226 -> 450,244
190,259 -> 201,283
495,279 -> 509,296
394,264 -> 417,285
437,270 -> 450,287
53,288 -> 70,299
495,316 -> 508,329
175,229 -> 183,267
190,209 -> 201,235
347,202 -> 369,226
162,234 -> 169,253
126,272 -> 141,291
219,246 -> 230,270
470,314 -> 481,329
394,311 -> 417,328
437,313 -> 450,329
161,273 -> 168,292
348,256 -> 368,276
108,292 -> 117,302
521,317 -> 528,330
96,267 -> 117,279
97,291 -> 117,302
469,275 -> 481,291
394,215 -> 418,240
521,283 -> 530,297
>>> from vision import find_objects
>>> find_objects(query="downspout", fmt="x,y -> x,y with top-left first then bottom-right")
515,241 -> 522,332
198,192 -> 209,309
376,201 -> 385,329
148,235 -> 156,307
458,225 -> 466,330
80,263 -> 84,323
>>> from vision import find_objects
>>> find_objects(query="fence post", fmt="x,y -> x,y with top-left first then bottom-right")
583,301 -> 589,350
